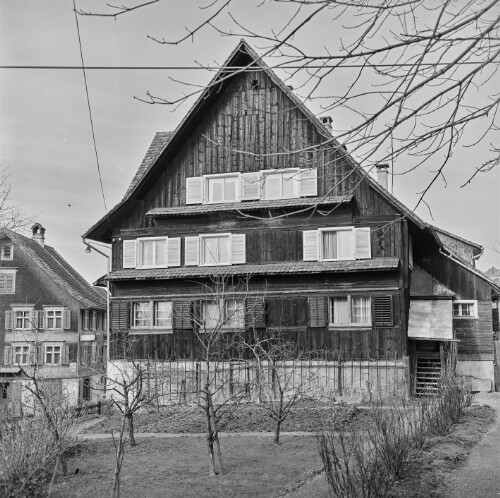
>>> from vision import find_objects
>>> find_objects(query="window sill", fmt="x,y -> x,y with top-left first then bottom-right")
453,316 -> 478,320
129,328 -> 173,335
328,326 -> 372,331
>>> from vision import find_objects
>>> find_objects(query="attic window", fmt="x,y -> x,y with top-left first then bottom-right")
1,244 -> 13,261
251,79 -> 259,89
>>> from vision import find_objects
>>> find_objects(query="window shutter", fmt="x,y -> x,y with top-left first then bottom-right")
373,295 -> 394,327
245,298 -> 266,328
123,240 -> 137,268
231,234 -> 246,264
62,345 -> 70,365
309,297 -> 327,327
299,168 -> 318,197
186,177 -> 204,204
4,311 -> 13,330
241,172 -> 261,200
3,346 -> 12,366
167,237 -> 181,267
111,301 -> 129,330
91,342 -> 98,363
185,237 -> 200,266
63,310 -> 72,330
173,301 -> 192,329
355,227 -> 371,259
35,311 -> 45,330
36,346 -> 44,366
303,230 -> 319,261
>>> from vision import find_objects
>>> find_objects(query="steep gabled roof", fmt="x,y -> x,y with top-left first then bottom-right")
82,39 -> 449,244
1,228 -> 106,309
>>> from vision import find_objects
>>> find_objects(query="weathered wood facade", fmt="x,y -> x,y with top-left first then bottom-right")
85,40 -> 498,393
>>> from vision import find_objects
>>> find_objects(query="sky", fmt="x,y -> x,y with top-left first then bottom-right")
0,0 -> 499,283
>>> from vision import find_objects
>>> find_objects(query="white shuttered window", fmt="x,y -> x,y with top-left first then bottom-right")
123,237 -> 181,269
302,227 -> 371,261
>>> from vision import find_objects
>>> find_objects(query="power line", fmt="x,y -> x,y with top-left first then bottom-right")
73,0 -> 108,213
0,61 -> 495,70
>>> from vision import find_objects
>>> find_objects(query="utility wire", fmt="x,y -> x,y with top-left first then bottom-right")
0,61 -> 495,70
72,0 -> 108,212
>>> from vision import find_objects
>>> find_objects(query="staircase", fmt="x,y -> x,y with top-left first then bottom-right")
414,352 -> 442,395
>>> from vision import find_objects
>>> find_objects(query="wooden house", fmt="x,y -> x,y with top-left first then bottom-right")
0,224 -> 107,416
84,40 -> 499,396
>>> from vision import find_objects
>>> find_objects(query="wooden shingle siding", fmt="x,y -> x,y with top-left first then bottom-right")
455,301 -> 494,360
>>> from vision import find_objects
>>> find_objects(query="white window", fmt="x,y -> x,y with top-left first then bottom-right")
201,234 -> 231,266
201,300 -> 244,331
1,244 -> 13,261
46,308 -> 63,329
153,301 -> 173,328
45,345 -> 62,365
196,233 -> 246,266
329,296 -> 372,326
137,238 -> 167,268
131,301 -> 173,329
453,300 -> 477,318
321,228 -> 354,260
205,174 -> 240,203
261,169 -> 300,200
14,345 -> 31,365
0,270 -> 16,294
303,227 -> 371,261
123,237 -> 181,269
14,308 -> 33,330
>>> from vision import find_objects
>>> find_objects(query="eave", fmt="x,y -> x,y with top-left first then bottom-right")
146,195 -> 353,218
106,258 -> 399,282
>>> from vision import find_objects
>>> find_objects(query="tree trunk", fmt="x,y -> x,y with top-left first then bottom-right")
127,414 -> 136,447
208,390 -> 224,475
274,419 -> 282,445
204,388 -> 217,475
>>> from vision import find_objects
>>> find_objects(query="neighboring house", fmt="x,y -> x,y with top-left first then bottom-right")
0,223 -> 107,416
84,40 -> 499,396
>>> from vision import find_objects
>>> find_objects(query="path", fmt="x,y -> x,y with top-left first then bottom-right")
444,392 -> 500,498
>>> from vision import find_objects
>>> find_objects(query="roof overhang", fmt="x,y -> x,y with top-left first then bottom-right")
106,258 -> 399,282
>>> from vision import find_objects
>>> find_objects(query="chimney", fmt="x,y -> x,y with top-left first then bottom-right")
376,163 -> 389,190
319,116 -> 333,134
31,223 -> 46,247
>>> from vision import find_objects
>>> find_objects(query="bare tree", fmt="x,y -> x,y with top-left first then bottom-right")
0,166 -> 32,230
243,329 -> 318,445
77,0 -> 499,206
189,275 -> 252,476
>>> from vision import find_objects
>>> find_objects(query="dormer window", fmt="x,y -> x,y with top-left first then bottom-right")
1,244 -> 13,261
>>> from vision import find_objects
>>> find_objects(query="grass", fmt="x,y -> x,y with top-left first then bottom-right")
49,435 -> 322,498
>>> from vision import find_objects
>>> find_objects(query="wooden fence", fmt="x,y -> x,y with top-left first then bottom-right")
108,357 -> 409,407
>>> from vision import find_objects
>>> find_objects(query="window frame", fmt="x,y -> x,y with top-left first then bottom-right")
204,173 -> 241,204
200,299 -> 245,332
261,168 -> 300,200
45,307 -> 64,330
199,233 -> 232,267
453,300 -> 478,319
328,295 -> 372,327
1,244 -> 13,261
136,237 -> 168,269
45,344 -> 62,365
0,269 -> 16,294
319,227 -> 356,261
12,307 -> 34,330
131,300 -> 173,330
13,344 -> 31,366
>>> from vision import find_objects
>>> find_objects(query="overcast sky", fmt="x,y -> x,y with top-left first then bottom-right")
1,1 -> 499,283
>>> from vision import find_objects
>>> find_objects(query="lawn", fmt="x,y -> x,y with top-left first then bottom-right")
50,435 -> 323,498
